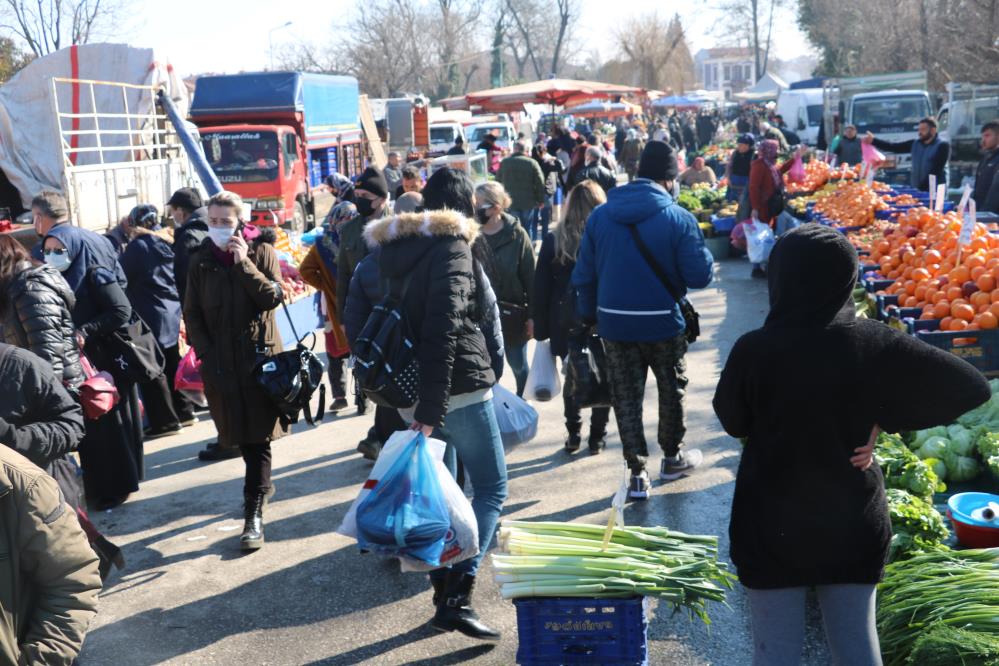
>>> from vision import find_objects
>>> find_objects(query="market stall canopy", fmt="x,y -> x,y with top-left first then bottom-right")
438,95 -> 469,111
563,100 -> 641,118
652,95 -> 705,109
734,72 -> 789,102
459,79 -> 645,113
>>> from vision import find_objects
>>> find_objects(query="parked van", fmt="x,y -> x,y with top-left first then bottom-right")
776,88 -> 824,146
429,121 -> 465,154
467,121 -> 516,151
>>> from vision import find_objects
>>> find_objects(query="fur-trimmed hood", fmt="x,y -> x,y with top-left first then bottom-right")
363,209 -> 479,249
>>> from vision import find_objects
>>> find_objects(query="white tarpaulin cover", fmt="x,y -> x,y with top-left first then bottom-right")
0,43 -> 188,208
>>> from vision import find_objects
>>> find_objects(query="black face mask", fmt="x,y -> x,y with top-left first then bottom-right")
355,197 -> 375,219
475,207 -> 491,225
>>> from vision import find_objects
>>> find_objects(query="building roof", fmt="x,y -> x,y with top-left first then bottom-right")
699,47 -> 754,60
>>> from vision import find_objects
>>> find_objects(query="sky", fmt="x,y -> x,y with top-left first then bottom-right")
125,0 -> 813,78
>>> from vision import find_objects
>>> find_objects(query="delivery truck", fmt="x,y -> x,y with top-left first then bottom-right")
190,72 -> 364,231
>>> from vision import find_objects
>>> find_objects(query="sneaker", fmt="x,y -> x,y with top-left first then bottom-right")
628,470 -> 651,500
356,435 -> 382,461
178,415 -> 198,427
659,449 -> 704,481
330,398 -> 349,413
144,423 -> 183,440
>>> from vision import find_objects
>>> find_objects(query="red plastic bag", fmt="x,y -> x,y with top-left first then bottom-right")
862,142 -> 885,166
731,220 -> 750,250
787,155 -> 806,183
78,353 -> 119,420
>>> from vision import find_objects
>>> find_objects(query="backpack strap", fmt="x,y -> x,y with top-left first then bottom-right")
627,223 -> 685,306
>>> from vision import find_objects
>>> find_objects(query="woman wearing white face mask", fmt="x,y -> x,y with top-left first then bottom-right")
44,222 -> 146,512
183,190 -> 287,551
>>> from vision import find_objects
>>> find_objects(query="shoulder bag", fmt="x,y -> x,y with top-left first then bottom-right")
627,224 -> 701,344
85,310 -> 166,385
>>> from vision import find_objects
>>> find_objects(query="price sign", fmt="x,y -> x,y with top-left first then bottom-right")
935,184 -> 947,213
958,185 -> 972,216
929,175 -> 937,210
865,164 -> 876,186
960,199 -> 977,247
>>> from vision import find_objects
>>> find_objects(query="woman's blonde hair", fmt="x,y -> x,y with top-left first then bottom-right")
474,181 -> 512,211
206,190 -> 245,220
555,180 -> 606,263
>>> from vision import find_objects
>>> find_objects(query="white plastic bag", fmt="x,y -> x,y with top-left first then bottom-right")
399,458 -> 479,572
746,220 -> 775,264
338,429 -> 480,572
492,384 -> 538,447
524,341 -> 561,401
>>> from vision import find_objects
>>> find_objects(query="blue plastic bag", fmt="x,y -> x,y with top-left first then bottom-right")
354,433 -> 451,566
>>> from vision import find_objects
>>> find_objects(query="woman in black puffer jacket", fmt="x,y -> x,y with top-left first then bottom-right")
0,235 -> 84,387
344,168 -> 507,643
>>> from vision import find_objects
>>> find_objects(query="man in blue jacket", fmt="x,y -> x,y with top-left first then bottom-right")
572,141 -> 714,499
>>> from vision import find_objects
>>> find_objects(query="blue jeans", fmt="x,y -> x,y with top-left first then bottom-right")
528,199 -> 552,242
508,209 -> 533,232
431,398 -> 508,577
505,342 -> 529,396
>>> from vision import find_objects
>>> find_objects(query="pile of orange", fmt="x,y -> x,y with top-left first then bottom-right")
814,181 -> 890,228
830,163 -> 862,180
865,207 -> 999,331
785,160 -> 832,193
883,193 -> 921,206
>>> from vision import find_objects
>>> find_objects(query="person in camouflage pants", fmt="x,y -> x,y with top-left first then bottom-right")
603,335 -> 689,473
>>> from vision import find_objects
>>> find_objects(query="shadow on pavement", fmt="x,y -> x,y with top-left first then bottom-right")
303,625 -> 496,665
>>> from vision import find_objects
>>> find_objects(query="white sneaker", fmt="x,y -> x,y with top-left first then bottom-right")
628,470 -> 651,500
659,449 -> 704,481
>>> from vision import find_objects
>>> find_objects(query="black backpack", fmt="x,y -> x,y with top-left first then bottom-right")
252,301 -> 326,427
352,275 -> 421,409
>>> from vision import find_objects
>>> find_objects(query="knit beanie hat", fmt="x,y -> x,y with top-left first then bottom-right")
637,140 -> 679,182
355,167 -> 388,199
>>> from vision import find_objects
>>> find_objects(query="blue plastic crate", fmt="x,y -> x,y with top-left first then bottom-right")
514,597 -> 648,666
711,215 -> 736,234
907,319 -> 999,375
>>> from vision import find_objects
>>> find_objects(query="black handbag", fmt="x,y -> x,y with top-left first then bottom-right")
85,310 -> 166,385
766,186 -> 786,217
498,301 -> 529,345
566,330 -> 612,409
252,301 -> 326,427
627,224 -> 701,344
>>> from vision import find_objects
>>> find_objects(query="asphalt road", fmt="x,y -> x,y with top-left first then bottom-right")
78,257 -> 834,665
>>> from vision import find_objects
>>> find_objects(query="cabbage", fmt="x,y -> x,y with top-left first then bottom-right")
912,427 -> 948,449
942,451 -> 982,482
923,457 -> 947,482
945,425 -> 975,456
898,461 -> 945,500
916,436 -> 949,460
989,455 -> 999,480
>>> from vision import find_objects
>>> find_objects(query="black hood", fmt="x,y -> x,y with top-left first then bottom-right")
765,224 -> 858,328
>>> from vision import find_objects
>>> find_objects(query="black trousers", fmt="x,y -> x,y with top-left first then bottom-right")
164,345 -> 196,421
140,371 -> 179,431
327,354 -> 347,399
241,443 -> 272,499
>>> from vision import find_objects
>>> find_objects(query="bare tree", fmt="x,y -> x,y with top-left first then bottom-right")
432,0 -> 483,99
614,13 -> 694,92
0,0 -> 121,57
504,0 -> 580,79
713,0 -> 786,79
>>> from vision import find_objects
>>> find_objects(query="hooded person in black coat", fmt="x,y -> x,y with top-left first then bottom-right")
713,224 -> 990,664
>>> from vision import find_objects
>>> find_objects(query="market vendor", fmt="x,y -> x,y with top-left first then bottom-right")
864,117 -> 950,191
677,156 -> 718,188
831,124 -> 863,167
724,134 -> 755,203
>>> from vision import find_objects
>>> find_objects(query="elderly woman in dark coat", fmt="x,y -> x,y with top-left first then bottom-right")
183,191 -> 287,551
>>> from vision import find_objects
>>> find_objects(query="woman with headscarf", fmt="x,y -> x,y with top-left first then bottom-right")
299,201 -> 357,412
713,224 -> 990,666
725,134 -> 755,203
747,140 -> 800,278
44,224 -> 144,511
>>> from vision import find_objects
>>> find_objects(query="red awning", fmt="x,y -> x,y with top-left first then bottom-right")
461,79 -> 645,112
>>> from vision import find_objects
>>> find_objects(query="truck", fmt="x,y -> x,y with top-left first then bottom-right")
0,43 -> 203,236
382,96 -> 430,153
776,88 -> 823,146
190,72 -> 364,231
822,71 -> 933,183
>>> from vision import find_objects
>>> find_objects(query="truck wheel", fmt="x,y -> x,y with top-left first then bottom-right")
289,200 -> 306,234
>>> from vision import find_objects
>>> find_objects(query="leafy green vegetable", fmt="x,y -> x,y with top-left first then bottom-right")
978,431 -> 999,459
876,433 -> 945,500
897,461 -> 945,500
946,425 -> 975,456
676,191 -> 702,211
942,451 -> 982,482
886,489 -> 949,562
906,623 -> 999,665
988,455 -> 999,480
923,457 -> 947,481
912,426 -> 948,449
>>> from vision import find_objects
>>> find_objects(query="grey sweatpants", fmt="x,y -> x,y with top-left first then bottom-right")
746,584 -> 882,666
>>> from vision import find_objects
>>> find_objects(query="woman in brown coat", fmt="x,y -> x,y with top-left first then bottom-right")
183,191 -> 287,551
298,201 -> 355,412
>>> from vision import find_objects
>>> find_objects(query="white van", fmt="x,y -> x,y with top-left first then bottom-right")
777,88 -> 824,146
429,122 -> 466,154
466,122 -> 517,151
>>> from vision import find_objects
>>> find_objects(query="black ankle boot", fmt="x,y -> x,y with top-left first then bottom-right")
564,431 -> 582,452
430,573 -> 501,641
240,491 -> 266,551
430,575 -> 447,606
588,432 -> 607,455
